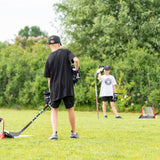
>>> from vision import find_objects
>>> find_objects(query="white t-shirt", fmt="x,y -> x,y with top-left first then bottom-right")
99,75 -> 117,97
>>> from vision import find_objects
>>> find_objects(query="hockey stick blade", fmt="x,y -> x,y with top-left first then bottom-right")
4,130 -> 17,138
4,105 -> 49,138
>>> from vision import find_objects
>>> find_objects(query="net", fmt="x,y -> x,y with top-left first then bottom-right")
139,107 -> 155,119
0,118 -> 4,139
142,107 -> 155,117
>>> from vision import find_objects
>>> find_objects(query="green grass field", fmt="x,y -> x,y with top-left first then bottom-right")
0,108 -> 160,160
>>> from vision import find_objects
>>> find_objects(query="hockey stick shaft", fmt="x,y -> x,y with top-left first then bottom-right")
6,105 -> 49,137
19,105 -> 49,134
96,98 -> 99,119
95,73 -> 99,119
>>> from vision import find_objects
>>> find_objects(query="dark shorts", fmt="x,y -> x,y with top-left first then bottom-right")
101,96 -> 115,103
50,96 -> 74,109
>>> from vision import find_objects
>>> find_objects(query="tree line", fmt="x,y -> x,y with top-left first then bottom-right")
0,36 -> 159,111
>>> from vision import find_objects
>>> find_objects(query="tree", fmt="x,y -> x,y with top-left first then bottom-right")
0,42 -> 7,50
54,0 -> 160,60
18,26 -> 30,38
18,26 -> 48,38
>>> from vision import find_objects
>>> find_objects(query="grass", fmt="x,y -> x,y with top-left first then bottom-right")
0,108 -> 160,160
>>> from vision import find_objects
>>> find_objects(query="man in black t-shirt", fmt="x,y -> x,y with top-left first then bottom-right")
44,35 -> 79,140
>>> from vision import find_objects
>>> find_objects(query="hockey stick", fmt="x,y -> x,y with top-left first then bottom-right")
95,72 -> 99,119
94,67 -> 104,119
4,104 -> 49,138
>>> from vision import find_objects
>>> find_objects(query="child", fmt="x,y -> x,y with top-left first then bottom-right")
98,65 -> 122,118
44,35 -> 79,140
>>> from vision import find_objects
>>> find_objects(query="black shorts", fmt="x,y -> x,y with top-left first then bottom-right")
101,96 -> 115,103
50,96 -> 74,109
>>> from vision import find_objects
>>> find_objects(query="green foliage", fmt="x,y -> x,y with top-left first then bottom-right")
0,41 -> 159,112
18,26 -> 48,38
115,72 -> 134,112
74,56 -> 100,108
0,42 -> 7,50
18,26 -> 30,38
74,84 -> 88,106
148,89 -> 160,111
113,47 -> 160,111
0,42 -> 50,107
54,0 -> 160,59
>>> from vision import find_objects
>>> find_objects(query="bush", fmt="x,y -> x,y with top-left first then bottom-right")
0,39 -> 159,112
148,89 -> 160,112
109,47 -> 160,112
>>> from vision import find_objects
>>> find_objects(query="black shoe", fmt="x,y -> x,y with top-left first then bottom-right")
70,131 -> 79,138
104,115 -> 108,118
48,132 -> 58,140
115,115 -> 122,118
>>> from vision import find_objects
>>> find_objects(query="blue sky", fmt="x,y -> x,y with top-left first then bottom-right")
0,0 -> 61,43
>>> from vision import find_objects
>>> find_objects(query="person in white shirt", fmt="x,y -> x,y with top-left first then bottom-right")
98,65 -> 122,118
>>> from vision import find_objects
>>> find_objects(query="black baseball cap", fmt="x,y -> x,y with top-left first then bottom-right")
104,65 -> 111,70
48,35 -> 62,46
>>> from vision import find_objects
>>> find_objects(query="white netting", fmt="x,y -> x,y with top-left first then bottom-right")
142,107 -> 155,117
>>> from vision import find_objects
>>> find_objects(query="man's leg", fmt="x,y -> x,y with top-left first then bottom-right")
48,107 -> 59,140
51,107 -> 59,133
67,107 -> 75,132
102,101 -> 107,116
110,102 -> 118,116
67,107 -> 79,138
64,96 -> 79,138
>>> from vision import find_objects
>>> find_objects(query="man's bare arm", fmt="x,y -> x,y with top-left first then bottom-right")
113,85 -> 116,93
73,57 -> 79,71
48,78 -> 51,91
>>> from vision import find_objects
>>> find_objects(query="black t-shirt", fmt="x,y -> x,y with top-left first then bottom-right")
44,49 -> 75,101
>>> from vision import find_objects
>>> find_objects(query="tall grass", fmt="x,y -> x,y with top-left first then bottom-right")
0,108 -> 160,160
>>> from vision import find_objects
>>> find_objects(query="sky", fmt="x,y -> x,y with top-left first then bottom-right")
0,0 -> 61,43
